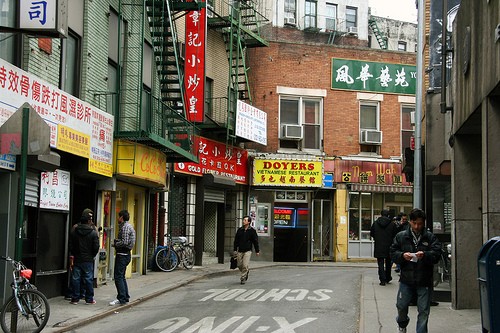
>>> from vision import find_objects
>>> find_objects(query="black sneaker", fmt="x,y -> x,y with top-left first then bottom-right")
379,281 -> 386,286
245,270 -> 249,281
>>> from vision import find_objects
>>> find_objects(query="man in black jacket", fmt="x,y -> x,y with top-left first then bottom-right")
69,209 -> 99,305
233,216 -> 260,284
390,208 -> 441,333
370,209 -> 398,285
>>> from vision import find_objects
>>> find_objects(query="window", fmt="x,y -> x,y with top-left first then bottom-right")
360,102 -> 379,131
284,0 -> 296,20
141,42 -> 153,132
304,0 -> 317,29
255,203 -> 271,236
0,0 -> 18,63
205,77 -> 213,118
279,96 -> 322,151
325,3 -> 337,31
401,105 -> 415,157
348,192 -> 383,241
398,41 -> 407,52
60,30 -> 81,97
346,6 -> 357,29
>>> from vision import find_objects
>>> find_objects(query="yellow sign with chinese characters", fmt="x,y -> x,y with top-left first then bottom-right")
253,159 -> 323,187
57,124 -> 90,158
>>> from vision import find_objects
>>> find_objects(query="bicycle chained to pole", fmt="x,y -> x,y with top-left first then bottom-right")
155,234 -> 196,272
0,256 -> 50,333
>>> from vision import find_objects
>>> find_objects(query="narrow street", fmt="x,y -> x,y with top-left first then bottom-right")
75,266 -> 365,333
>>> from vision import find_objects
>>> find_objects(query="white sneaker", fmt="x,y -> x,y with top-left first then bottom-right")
109,299 -> 123,306
398,327 -> 407,333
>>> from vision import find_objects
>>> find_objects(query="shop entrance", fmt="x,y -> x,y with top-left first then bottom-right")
273,206 -> 308,262
312,199 -> 332,261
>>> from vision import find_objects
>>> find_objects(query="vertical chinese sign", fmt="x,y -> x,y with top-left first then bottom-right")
184,1 -> 206,123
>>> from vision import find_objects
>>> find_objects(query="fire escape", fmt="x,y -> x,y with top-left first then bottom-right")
202,0 -> 269,146
115,0 -> 202,163
368,17 -> 388,50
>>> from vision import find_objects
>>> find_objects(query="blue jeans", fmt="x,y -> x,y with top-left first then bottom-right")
71,261 -> 94,303
114,254 -> 131,304
396,282 -> 432,333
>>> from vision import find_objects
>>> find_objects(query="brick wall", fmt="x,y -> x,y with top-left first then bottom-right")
247,40 -> 416,159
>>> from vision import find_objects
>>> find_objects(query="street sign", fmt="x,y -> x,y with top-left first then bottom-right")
0,102 -> 50,155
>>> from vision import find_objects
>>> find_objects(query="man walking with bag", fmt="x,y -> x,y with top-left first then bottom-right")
233,216 -> 260,284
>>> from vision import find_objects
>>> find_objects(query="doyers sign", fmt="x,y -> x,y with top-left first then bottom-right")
253,159 -> 323,187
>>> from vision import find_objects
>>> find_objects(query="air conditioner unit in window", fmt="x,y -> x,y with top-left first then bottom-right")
360,130 -> 382,145
347,26 -> 358,35
281,124 -> 303,140
284,17 -> 296,26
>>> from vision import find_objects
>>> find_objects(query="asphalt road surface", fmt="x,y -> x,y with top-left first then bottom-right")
76,266 -> 365,333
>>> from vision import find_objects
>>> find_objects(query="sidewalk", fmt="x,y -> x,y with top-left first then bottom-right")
43,262 -> 481,332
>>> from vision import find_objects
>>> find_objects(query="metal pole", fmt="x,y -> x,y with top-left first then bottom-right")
413,0 -> 425,209
15,107 -> 29,261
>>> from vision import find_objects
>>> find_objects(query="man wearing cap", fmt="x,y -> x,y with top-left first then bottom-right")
69,208 -> 99,305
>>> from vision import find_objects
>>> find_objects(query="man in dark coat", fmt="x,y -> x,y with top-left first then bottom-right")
370,209 -> 398,285
390,208 -> 441,333
69,208 -> 99,304
233,215 -> 260,284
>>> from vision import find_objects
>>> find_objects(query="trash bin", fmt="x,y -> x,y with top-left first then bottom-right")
477,236 -> 500,333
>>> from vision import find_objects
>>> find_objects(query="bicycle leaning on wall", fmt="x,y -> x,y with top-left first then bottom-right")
0,256 -> 50,333
155,235 -> 196,272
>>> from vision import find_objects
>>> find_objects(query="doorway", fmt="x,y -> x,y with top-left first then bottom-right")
312,199 -> 332,261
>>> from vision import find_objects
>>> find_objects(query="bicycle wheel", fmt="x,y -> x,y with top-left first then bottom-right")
1,289 -> 50,333
155,247 -> 178,272
433,256 -> 445,287
182,245 -> 195,269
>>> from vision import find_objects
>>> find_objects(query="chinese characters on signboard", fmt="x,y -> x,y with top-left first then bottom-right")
331,59 -> 417,95
0,59 -> 114,176
184,1 -> 206,123
253,159 -> 323,187
174,136 -> 248,184
333,159 -> 410,186
40,169 -> 70,211
235,100 -> 267,146
20,0 -> 56,29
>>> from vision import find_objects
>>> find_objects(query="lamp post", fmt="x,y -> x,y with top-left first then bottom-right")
413,0 -> 425,209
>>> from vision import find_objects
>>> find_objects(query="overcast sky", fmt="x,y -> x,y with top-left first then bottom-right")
368,0 -> 418,23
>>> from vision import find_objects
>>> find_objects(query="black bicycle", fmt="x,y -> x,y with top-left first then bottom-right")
433,243 -> 452,287
0,256 -> 50,333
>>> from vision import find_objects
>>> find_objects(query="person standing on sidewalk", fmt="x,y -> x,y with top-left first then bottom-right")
233,216 -> 260,284
370,209 -> 398,285
69,208 -> 99,305
110,210 -> 136,306
390,208 -> 441,333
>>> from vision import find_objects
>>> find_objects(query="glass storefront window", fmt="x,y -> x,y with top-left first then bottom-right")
431,181 -> 451,234
255,203 -> 270,236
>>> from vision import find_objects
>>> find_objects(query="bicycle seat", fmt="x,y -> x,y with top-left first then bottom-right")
172,236 -> 187,244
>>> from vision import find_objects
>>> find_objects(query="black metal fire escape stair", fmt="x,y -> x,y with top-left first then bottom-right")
369,17 -> 388,50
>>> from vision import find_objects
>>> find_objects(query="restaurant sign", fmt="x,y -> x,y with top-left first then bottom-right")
333,159 -> 410,186
253,159 -> 323,187
174,136 -> 248,184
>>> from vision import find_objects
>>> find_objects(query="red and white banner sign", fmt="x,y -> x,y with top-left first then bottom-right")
184,2 -> 206,123
174,136 -> 248,184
